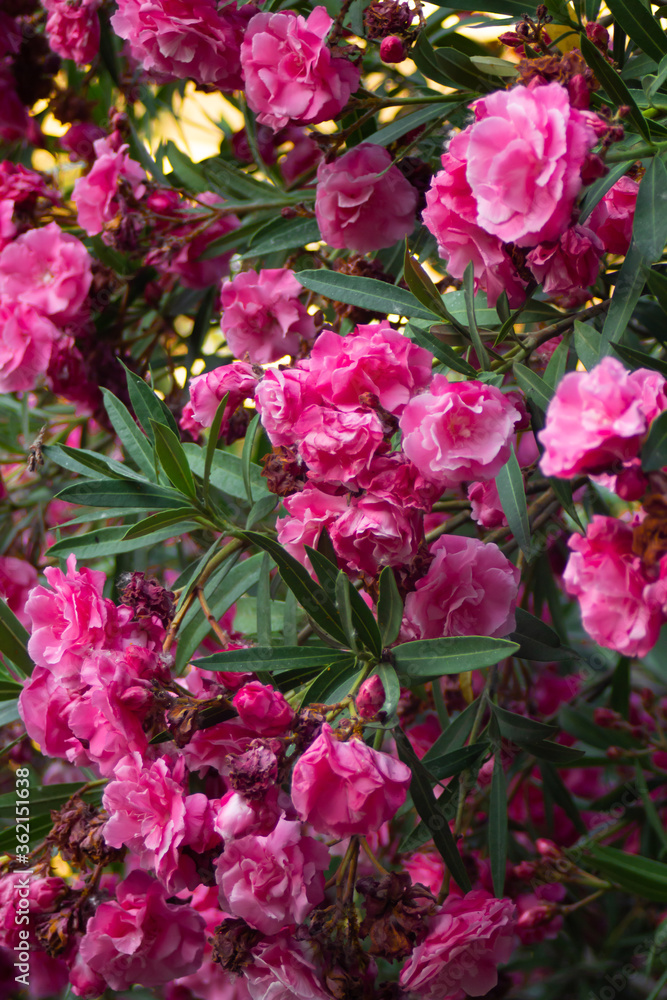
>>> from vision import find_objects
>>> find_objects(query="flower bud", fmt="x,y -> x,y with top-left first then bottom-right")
356,674 -> 386,718
380,35 -> 407,63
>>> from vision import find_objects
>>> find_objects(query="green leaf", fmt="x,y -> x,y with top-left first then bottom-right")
543,332 -> 571,390
203,393 -> 229,507
404,249 -> 467,332
646,266 -> 667,314
150,421 -> 197,498
365,105 -> 451,146
463,261 -> 489,369
243,217 -> 321,258
495,447 -> 532,559
580,35 -> 651,141
56,480 -> 184,509
581,844 -> 667,902
242,531 -> 347,646
613,342 -> 667,378
528,741 -> 586,764
0,698 -> 20,727
122,363 -> 180,442
202,156 -> 290,203
606,0 -> 667,64
123,508 -> 202,539
426,742 -> 489,781
164,141 -> 209,193
489,751 -> 508,896
0,600 -> 31,677
0,781 -> 103,820
49,520 -> 201,559
574,320 -> 601,370
295,269 -> 438,321
377,567 -> 403,648
305,548 -> 382,659
408,325 -> 479,376
256,552 -> 272,649
242,414 -> 262,505
246,494 -> 278,529
580,160 -> 634,223
101,389 -> 155,479
394,727 -> 472,892
375,661 -> 401,717
392,636 -> 519,680
642,409 -> 667,471
492,704 -> 558,742
508,607 -> 574,662
195,645 -> 350,673
44,444 -> 147,483
183,444 -> 271,502
513,363 -> 553,411
299,656 -> 358,706
413,34 -> 495,92
335,570 -> 356,652
539,761 -> 587,834
560,705 -> 640,750
422,699 -> 480,762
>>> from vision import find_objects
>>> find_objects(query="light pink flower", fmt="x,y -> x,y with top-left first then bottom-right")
291,723 -> 411,837
73,137 -> 146,236
0,222 -> 92,323
315,142 -> 418,253
422,132 -> 527,308
329,492 -> 422,578
25,554 -> 132,687
0,297 -> 58,393
538,357 -> 667,478
295,404 -> 386,487
103,753 -> 219,892
526,224 -> 603,305
244,935 -> 331,1000
564,516 -> 661,658
400,375 -> 521,487
43,0 -> 101,66
354,451 -> 440,510
255,365 -> 318,448
240,7 -> 360,130
18,666 -> 89,763
588,175 -> 639,255
399,889 -> 516,999
403,535 -> 519,641
465,82 -> 597,246
276,483 -> 349,569
78,871 -> 206,991
308,322 -> 432,415
0,555 -> 37,627
111,0 -> 253,91
188,362 -> 258,432
220,268 -> 315,364
232,681 -> 295,737
215,817 -> 328,934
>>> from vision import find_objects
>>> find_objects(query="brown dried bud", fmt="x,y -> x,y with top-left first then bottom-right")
633,494 -> 667,567
261,446 -> 307,497
293,707 -> 326,752
34,888 -> 82,957
117,571 -> 175,628
226,740 -> 280,799
364,0 -> 414,40
357,872 -> 436,960
48,795 -> 125,868
211,918 -> 261,975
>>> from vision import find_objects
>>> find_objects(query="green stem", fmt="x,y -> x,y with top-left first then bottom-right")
605,139 -> 667,163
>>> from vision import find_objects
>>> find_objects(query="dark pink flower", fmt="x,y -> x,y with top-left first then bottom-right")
467,479 -> 507,529
78,871 -> 206,991
400,375 -> 521,487
291,723 -> 411,837
295,404 -> 386,487
356,674 -> 385,718
220,268 -> 315,364
187,362 -> 258,432
72,137 -> 146,236
0,556 -> 37,627
0,298 -> 58,393
588,175 -> 639,255
43,0 -> 101,66
399,889 -> 516,999
315,143 -> 418,253
255,365 -> 318,448
526,224 -> 603,305
465,82 -> 597,246
0,160 -> 58,251
403,535 -> 519,640
538,357 -> 667,478
243,935 -> 331,1000
564,516 -> 661,657
329,492 -> 422,577
0,222 -> 92,324
240,7 -> 360,129
111,0 -> 254,91
276,484 -> 349,569
18,666 -> 90,763
215,817 -> 328,933
233,681 -> 295,737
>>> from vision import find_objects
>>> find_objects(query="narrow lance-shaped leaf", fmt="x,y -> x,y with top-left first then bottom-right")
0,600 -> 31,677
392,636 -> 519,680
150,421 -> 197,499
489,743 -> 508,896
495,447 -> 532,559
377,566 -> 403,648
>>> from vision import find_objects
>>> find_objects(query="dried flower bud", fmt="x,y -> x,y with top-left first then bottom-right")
357,872 -> 436,960
117,571 -> 175,628
210,917 -> 261,975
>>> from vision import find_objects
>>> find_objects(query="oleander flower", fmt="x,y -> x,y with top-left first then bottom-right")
43,0 -> 101,67
72,137 -> 146,236
0,297 -> 58,393
220,268 -> 315,364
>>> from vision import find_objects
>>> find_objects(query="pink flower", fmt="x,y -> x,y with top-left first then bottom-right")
399,890 -> 516,999
0,222 -> 92,324
18,666 -> 90,762
315,143 -> 418,253
255,365 -> 317,448
103,754 -> 218,892
526,224 -> 603,305
73,137 -> 146,236
354,451 -> 440,510
356,674 -> 385,719
563,516 -> 661,657
422,133 -> 527,308
111,0 -> 254,91
538,357 -> 667,478
215,817 -> 328,934
308,322 -> 432,415
212,787 -> 285,842
25,554 -> 132,687
0,298 -> 58,393
465,82 -> 597,246
220,268 -> 315,364
467,479 -> 507,529
240,7 -> 360,130
78,871 -> 206,991
243,935 -> 331,1000
188,362 -> 258,431
403,535 -> 519,641
399,375 -> 521,487
233,681 -> 295,736
588,175 -> 639,255
43,0 -> 101,66
329,492 -> 422,577
0,556 -> 37,627
291,723 -> 411,837
0,160 -> 58,251
0,873 -> 70,998
276,484 -> 349,569
295,404 -> 386,487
